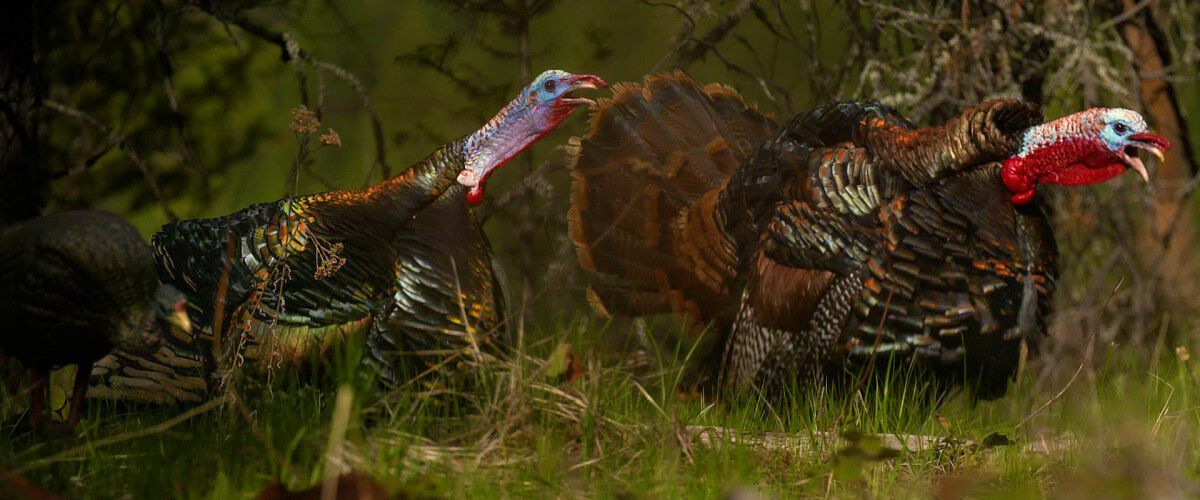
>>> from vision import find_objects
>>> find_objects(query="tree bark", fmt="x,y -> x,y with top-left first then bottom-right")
515,0 -> 535,338
1117,0 -> 1196,231
1115,0 -> 1199,339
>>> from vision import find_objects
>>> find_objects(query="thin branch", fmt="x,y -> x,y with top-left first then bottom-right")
1014,278 -> 1123,430
395,40 -> 491,99
123,146 -> 180,222
686,425 -> 1072,456
190,1 -> 393,181
156,4 -> 213,206
1098,0 -> 1153,32
477,157 -> 565,222
642,0 -> 699,72
43,99 -> 179,221
671,0 -> 757,70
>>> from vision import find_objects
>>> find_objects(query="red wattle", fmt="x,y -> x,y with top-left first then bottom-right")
1001,139 -> 1135,205
1047,162 -> 1127,185
1001,157 -> 1034,205
466,184 -> 485,206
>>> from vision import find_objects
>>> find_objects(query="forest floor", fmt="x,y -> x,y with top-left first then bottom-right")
1,318 -> 1197,499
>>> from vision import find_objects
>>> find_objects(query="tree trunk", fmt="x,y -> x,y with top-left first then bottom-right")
1115,0 -> 1199,344
1117,0 -> 1196,231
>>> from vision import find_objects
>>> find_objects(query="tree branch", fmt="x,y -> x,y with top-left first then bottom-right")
671,0 -> 757,70
190,1 -> 393,181
43,99 -> 179,222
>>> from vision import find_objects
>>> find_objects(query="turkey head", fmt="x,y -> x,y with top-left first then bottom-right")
458,70 -> 606,205
1001,108 -> 1170,205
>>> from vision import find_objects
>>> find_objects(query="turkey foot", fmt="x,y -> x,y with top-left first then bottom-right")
41,362 -> 94,438
26,364 -> 90,438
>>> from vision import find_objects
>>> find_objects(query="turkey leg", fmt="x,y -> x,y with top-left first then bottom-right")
28,370 -> 47,432
65,361 -> 93,429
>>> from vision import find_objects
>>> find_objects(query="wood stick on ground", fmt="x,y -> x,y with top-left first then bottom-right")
685,425 -> 1073,457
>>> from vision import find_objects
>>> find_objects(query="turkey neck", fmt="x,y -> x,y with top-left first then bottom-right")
854,101 -> 1037,185
351,135 -> 470,224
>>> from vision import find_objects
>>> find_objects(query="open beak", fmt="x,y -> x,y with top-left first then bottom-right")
560,74 -> 607,107
1120,132 -> 1171,183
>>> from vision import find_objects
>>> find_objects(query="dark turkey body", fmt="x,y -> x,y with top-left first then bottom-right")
747,169 -> 1057,398
0,211 -> 159,370
94,145 -> 509,400
367,185 -> 507,384
154,198 -> 397,335
569,74 -> 1056,400
708,100 -> 1055,398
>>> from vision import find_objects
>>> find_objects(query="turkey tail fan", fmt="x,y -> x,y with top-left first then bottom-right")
87,326 -> 212,403
568,72 -> 776,330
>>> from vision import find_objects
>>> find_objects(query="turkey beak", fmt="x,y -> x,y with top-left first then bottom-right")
561,75 -> 607,107
169,300 -> 192,336
1121,132 -> 1170,183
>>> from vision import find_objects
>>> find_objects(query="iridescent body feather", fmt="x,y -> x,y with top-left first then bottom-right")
567,73 -> 1158,399
88,70 -> 605,402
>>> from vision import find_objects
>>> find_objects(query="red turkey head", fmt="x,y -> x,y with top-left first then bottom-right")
458,70 -> 607,205
1001,108 -> 1170,205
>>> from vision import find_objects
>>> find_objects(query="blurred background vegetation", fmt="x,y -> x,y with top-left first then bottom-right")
3,0 -> 1200,407
5,1 -> 1200,497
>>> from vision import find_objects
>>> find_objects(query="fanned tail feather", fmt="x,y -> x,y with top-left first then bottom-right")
568,72 -> 776,330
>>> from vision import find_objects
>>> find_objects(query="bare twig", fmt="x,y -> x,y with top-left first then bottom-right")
477,157 -> 565,222
395,36 -> 491,99
1098,0 -> 1153,32
208,232 -> 303,482
43,99 -> 180,221
155,5 -> 213,205
642,0 -> 699,72
686,425 -> 1073,456
14,395 -> 229,473
122,146 -> 180,222
671,0 -> 757,70
1015,278 -> 1124,430
190,1 -> 392,181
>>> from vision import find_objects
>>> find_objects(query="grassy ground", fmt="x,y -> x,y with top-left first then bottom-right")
1,318 -> 1197,499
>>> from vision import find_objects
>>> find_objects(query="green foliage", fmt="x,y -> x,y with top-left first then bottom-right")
7,0 -> 1200,497
1,319 -> 1198,497
35,1 -> 284,225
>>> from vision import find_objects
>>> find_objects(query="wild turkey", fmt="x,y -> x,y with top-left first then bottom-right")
569,73 -> 1168,398
0,211 -> 189,431
88,70 -> 605,401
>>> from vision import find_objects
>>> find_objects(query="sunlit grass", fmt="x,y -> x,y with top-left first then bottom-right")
1,318 -> 1197,498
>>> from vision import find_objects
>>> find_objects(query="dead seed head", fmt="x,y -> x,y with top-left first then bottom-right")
289,106 -> 320,135
320,128 -> 342,147
315,242 -> 347,279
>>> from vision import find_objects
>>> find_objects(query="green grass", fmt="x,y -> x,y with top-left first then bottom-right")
2,319 -> 1198,498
